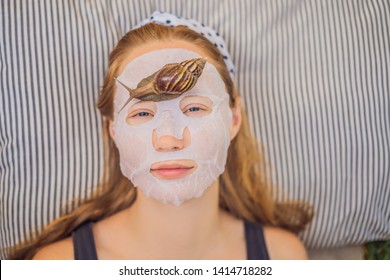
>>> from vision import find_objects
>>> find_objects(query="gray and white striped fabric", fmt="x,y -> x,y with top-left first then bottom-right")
1,0 -> 389,258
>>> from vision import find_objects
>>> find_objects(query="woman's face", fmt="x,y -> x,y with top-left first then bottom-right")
110,41 -> 241,205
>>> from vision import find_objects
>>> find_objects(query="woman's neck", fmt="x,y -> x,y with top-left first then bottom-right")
123,181 -> 227,259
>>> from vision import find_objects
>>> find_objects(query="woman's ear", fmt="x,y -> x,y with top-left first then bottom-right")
230,96 -> 242,140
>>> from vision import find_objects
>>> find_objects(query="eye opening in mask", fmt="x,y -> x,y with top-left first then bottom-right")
180,95 -> 213,117
126,100 -> 157,125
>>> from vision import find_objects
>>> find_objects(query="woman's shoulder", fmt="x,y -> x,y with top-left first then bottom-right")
263,226 -> 308,260
32,237 -> 74,260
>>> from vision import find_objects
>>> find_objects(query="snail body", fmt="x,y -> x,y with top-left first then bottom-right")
116,57 -> 206,112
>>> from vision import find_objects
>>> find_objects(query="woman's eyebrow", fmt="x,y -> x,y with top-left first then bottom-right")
182,95 -> 209,99
131,100 -> 155,106
133,100 -> 147,104
181,96 -> 213,103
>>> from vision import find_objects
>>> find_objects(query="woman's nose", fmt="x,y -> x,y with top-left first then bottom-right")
152,127 -> 191,152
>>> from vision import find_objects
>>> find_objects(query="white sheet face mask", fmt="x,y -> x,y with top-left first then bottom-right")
113,49 -> 232,205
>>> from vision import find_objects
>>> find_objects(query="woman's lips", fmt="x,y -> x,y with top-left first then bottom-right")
150,160 -> 196,180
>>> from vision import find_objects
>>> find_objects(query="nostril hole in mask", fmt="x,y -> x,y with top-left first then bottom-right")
152,130 -> 183,151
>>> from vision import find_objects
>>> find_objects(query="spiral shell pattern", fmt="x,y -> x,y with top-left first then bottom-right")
153,58 -> 206,94
116,57 -> 206,112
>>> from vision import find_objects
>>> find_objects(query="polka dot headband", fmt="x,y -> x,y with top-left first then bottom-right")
135,11 -> 235,80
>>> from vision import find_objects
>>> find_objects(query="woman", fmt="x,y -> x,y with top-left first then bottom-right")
9,14 -> 312,260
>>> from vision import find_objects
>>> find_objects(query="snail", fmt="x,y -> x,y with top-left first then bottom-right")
115,57 -> 207,112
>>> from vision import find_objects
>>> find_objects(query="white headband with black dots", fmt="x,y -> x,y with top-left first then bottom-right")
135,11 -> 235,80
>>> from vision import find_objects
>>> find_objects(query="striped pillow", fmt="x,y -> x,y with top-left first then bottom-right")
1,0 -> 389,258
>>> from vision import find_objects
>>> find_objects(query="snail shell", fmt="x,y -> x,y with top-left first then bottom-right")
116,57 -> 206,112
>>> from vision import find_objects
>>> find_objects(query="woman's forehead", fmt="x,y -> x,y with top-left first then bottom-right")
114,48 -> 228,113
117,48 -> 227,98
119,40 -> 209,71
119,48 -> 204,88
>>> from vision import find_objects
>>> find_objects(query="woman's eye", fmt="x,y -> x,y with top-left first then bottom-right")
188,107 -> 201,112
134,111 -> 152,117
180,96 -> 213,117
183,105 -> 210,117
126,110 -> 154,125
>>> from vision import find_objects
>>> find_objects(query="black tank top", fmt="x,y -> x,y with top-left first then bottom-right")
72,220 -> 270,260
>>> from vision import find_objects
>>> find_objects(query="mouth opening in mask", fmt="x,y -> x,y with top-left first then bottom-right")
150,159 -> 197,180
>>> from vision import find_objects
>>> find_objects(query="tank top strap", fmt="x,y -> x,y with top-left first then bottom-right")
244,220 -> 270,260
72,221 -> 98,260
